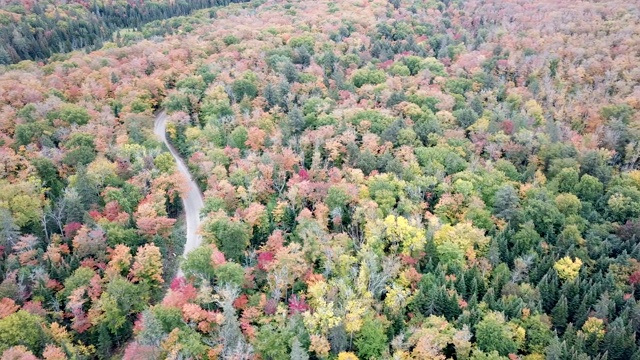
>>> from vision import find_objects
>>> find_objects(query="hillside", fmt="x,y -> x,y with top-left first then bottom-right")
0,0 -> 639,359
0,0 -> 248,64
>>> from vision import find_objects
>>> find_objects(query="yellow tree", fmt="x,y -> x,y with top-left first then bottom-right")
554,256 -> 583,281
365,215 -> 426,257
130,243 -> 164,288
433,222 -> 489,267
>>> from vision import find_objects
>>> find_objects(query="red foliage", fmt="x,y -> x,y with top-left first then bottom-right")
502,120 -> 514,135
257,251 -> 274,271
0,297 -> 19,319
298,168 -> 309,181
22,301 -> 47,317
263,298 -> 278,315
288,294 -> 309,315
211,249 -> 227,267
122,342 -> 160,360
63,222 -> 83,239
233,294 -> 249,310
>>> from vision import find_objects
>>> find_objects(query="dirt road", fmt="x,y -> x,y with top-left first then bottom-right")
154,111 -> 204,277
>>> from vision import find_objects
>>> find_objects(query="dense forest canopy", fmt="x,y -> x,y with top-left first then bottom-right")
0,0 -> 639,359
0,0 -> 249,64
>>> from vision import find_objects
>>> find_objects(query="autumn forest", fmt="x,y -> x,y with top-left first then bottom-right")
0,0 -> 639,359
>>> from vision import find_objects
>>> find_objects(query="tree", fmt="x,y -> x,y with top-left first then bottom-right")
290,337 -> 309,360
56,104 -> 91,125
475,311 -> 522,356
355,316 -> 387,359
453,108 -> 478,129
32,158 -> 64,199
551,295 -> 568,333
215,262 -> 244,287
255,323 -> 294,360
0,209 -> 20,248
130,243 -> 164,289
554,257 -> 582,281
352,69 -> 386,88
493,185 -> 519,222
576,174 -> 603,203
204,217 -> 250,262
433,222 -> 489,267
0,311 -> 45,354
232,79 -> 258,101
216,284 -> 253,357
182,245 -> 216,281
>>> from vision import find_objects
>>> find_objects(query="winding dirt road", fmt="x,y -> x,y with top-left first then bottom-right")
154,111 -> 204,277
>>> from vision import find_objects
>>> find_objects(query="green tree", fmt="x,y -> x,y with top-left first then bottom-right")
154,153 -> 176,174
520,314 -> 553,354
0,311 -> 46,354
475,311 -> 522,356
215,262 -> 245,287
352,69 -> 386,88
55,104 -> 91,125
204,218 -> 250,262
232,78 -> 258,101
453,108 -> 479,128
32,157 -> 64,199
493,185 -> 519,222
255,323 -> 294,360
229,126 -> 248,150
182,245 -> 216,281
355,316 -> 387,359
551,295 -> 568,333
575,174 -> 603,203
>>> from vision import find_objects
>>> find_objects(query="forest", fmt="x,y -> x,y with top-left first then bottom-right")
0,0 -> 640,359
0,0 -> 248,64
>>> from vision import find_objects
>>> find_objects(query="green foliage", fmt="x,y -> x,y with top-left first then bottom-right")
232,78 -> 258,101
475,311 -> 522,356
600,104 -> 633,123
352,68 -> 387,88
453,108 -> 479,128
204,218 -> 250,262
55,104 -> 91,125
182,245 -> 216,281
0,311 -> 46,354
215,262 -> 245,287
348,110 -> 394,135
255,323 -> 294,360
229,126 -> 248,150
32,157 -> 63,198
60,266 -> 95,300
355,316 -> 387,359
223,35 -> 240,46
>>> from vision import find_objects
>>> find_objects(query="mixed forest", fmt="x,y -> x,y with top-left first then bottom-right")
0,0 -> 248,64
0,0 -> 640,359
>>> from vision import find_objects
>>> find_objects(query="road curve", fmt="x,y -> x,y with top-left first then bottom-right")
154,111 -> 204,277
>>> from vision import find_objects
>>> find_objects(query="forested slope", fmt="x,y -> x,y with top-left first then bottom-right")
0,0 -> 639,359
0,0 -> 248,64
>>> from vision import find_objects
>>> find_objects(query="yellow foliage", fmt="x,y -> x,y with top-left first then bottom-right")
433,222 -> 489,263
185,126 -> 202,142
525,99 -> 545,125
309,334 -> 331,357
384,282 -> 412,314
303,298 -> 340,334
344,299 -> 367,334
554,256 -> 583,281
524,355 -> 546,360
382,215 -> 426,256
581,317 -> 605,339
337,352 -> 360,360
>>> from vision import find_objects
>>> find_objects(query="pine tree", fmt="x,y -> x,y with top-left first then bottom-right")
552,295 -> 569,334
290,337 -> 309,360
